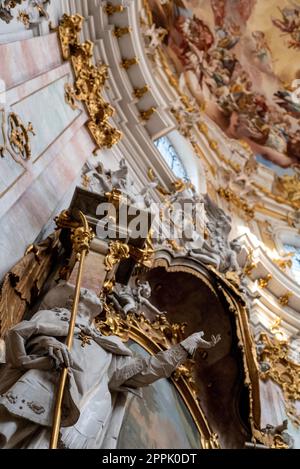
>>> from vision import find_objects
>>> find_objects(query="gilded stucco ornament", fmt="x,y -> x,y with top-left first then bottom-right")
217,186 -> 255,220
113,26 -> 132,38
17,9 -> 29,27
257,332 -> 300,428
64,83 -> 79,111
128,232 -> 155,269
58,14 -> 122,149
55,209 -> 81,231
140,107 -> 156,121
121,57 -> 139,70
70,223 -> 94,261
258,274 -> 272,289
133,85 -> 150,99
274,257 -> 293,272
278,292 -> 293,307
273,172 -> 300,209
105,187 -> 125,207
1,0 -> 50,27
0,108 -> 35,164
147,167 -> 170,196
104,2 -> 124,16
0,0 -> 26,23
104,241 -> 130,272
252,181 -> 300,212
243,249 -> 257,277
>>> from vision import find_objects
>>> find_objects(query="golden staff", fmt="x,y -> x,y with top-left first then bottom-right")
50,211 -> 94,449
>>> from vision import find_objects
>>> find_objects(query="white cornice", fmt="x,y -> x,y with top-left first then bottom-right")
238,233 -> 300,334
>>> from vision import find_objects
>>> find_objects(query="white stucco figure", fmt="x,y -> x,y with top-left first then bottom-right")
189,196 -> 242,273
0,283 -> 221,449
84,159 -> 155,209
109,281 -> 167,318
141,23 -> 168,57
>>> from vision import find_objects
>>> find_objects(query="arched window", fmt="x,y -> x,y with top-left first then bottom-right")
283,244 -> 300,284
154,136 -> 190,182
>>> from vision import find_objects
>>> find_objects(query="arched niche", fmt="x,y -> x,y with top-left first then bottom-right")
117,340 -> 204,450
138,250 -> 261,449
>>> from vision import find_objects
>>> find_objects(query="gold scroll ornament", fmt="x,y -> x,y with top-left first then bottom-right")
0,108 -> 35,164
58,14 -> 122,149
217,186 -> 255,221
104,241 -> 130,272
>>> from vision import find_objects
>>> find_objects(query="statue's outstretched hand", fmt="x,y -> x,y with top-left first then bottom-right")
180,331 -> 221,356
210,334 -> 221,347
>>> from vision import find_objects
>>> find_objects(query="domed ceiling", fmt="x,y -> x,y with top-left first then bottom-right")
148,0 -> 300,170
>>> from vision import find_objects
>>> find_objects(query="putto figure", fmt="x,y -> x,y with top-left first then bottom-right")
0,283 -> 221,449
108,280 -> 167,318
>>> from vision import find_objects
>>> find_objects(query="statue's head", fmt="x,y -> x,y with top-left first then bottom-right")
41,282 -> 103,320
230,239 -> 242,253
94,163 -> 104,175
78,287 -> 103,319
138,281 -> 152,299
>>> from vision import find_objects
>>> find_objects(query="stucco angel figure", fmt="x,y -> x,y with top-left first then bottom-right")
108,280 -> 167,318
27,0 -> 50,25
0,282 -> 221,449
85,159 -> 135,201
189,196 -> 242,273
84,159 -> 154,209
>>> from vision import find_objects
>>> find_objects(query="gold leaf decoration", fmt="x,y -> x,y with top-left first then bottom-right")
58,14 -> 122,149
0,108 -> 35,164
257,332 -> 300,427
217,186 -> 255,220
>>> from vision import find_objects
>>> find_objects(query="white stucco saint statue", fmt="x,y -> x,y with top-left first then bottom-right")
0,282 -> 221,449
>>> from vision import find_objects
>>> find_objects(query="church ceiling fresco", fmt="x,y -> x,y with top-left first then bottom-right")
148,0 -> 300,170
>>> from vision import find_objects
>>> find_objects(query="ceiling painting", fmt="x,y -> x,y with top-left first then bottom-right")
148,0 -> 300,169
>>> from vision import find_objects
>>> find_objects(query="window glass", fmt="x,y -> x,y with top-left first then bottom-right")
154,136 -> 189,181
284,244 -> 300,284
